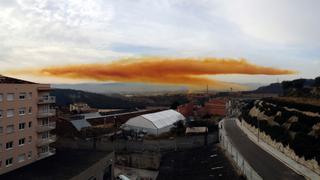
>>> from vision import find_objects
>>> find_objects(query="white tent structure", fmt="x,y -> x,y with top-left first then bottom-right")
123,110 -> 186,135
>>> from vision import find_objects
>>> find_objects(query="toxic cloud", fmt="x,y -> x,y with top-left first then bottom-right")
5,57 -> 296,90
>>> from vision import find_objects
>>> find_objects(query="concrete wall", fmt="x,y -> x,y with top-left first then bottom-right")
116,152 -> 161,170
239,119 -> 320,180
70,152 -> 114,180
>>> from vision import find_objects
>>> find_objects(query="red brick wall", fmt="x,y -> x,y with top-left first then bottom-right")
177,102 -> 194,117
204,99 -> 226,116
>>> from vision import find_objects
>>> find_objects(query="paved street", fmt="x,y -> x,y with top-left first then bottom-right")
223,118 -> 305,180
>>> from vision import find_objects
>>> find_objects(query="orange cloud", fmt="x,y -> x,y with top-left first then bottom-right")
4,57 -> 296,90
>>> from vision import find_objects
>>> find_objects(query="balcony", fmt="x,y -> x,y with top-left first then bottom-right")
38,96 -> 55,104
37,147 -> 56,160
37,109 -> 56,118
36,122 -> 56,133
37,135 -> 57,146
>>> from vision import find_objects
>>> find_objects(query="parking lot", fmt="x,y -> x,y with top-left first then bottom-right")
157,144 -> 243,180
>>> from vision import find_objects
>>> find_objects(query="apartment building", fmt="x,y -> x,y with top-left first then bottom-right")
0,75 -> 56,175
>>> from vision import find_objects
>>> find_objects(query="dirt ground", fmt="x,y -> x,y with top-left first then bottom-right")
157,144 -> 243,180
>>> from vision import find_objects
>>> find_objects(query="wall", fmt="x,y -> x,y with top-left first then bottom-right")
70,152 -> 114,180
177,102 -> 194,117
219,120 -> 262,180
239,119 -> 320,180
0,83 -> 48,175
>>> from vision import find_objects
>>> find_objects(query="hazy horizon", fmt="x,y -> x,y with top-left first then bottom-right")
1,0 -> 319,89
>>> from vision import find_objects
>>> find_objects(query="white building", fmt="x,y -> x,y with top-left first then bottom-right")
123,110 -> 185,135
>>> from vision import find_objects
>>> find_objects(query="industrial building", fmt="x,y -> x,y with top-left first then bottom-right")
123,110 -> 185,135
0,75 -> 56,175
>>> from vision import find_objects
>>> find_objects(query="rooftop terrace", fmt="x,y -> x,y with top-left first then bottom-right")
0,149 -> 113,180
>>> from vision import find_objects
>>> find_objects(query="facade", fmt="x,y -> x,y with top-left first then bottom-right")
0,75 -> 56,175
177,102 -> 194,117
204,99 -> 226,116
69,102 -> 91,113
123,110 -> 186,135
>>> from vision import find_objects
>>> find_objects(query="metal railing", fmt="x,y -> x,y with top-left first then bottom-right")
37,135 -> 57,146
37,147 -> 56,160
38,96 -> 55,104
36,122 -> 56,132
37,109 -> 56,118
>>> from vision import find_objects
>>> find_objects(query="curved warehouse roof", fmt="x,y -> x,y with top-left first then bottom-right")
126,109 -> 185,129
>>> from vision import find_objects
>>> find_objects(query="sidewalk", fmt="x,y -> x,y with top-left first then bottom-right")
236,118 -> 319,180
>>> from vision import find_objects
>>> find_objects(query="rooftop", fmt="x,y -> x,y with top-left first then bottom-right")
0,149 -> 113,180
126,109 -> 185,129
0,75 -> 36,84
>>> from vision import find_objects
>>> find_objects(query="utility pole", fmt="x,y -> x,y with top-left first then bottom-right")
257,120 -> 260,143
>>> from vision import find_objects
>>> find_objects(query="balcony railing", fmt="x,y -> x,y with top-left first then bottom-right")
37,135 -> 57,146
36,122 -> 56,132
37,147 -> 56,160
38,96 -> 56,104
37,109 -> 56,118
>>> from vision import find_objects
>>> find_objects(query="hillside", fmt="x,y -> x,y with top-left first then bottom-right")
51,89 -> 189,109
250,83 -> 283,94
247,76 -> 320,96
240,98 -> 320,163
53,83 -> 188,94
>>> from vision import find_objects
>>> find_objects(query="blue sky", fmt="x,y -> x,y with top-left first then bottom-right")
0,0 -> 319,84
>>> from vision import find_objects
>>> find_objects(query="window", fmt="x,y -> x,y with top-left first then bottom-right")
7,109 -> 14,118
19,123 -> 25,130
6,125 -> 14,134
6,93 -> 14,101
28,107 -> 32,114
6,141 -> 13,149
5,158 -> 13,167
27,151 -> 32,159
0,110 -> 2,118
0,127 -> 3,134
19,108 -> 26,116
28,92 -> 32,99
18,138 -> 25,146
18,154 -> 25,162
28,121 -> 32,128
41,132 -> 49,139
0,143 -> 2,152
28,136 -> 32,143
0,93 -> 3,102
19,93 -> 26,100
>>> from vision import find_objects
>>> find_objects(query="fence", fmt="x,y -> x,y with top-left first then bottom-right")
55,133 -> 218,153
219,125 -> 263,180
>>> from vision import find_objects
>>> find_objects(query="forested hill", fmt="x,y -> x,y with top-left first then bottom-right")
50,89 -> 189,109
50,89 -> 146,109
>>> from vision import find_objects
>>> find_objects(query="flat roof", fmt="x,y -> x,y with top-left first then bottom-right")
0,75 -> 36,84
186,127 -> 208,134
0,149 -> 113,180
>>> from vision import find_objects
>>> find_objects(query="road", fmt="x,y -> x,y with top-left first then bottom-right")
223,118 -> 305,180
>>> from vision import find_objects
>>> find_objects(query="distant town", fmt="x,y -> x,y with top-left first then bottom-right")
0,75 -> 319,180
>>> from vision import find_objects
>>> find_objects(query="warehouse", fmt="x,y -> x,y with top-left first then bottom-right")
123,110 -> 186,135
